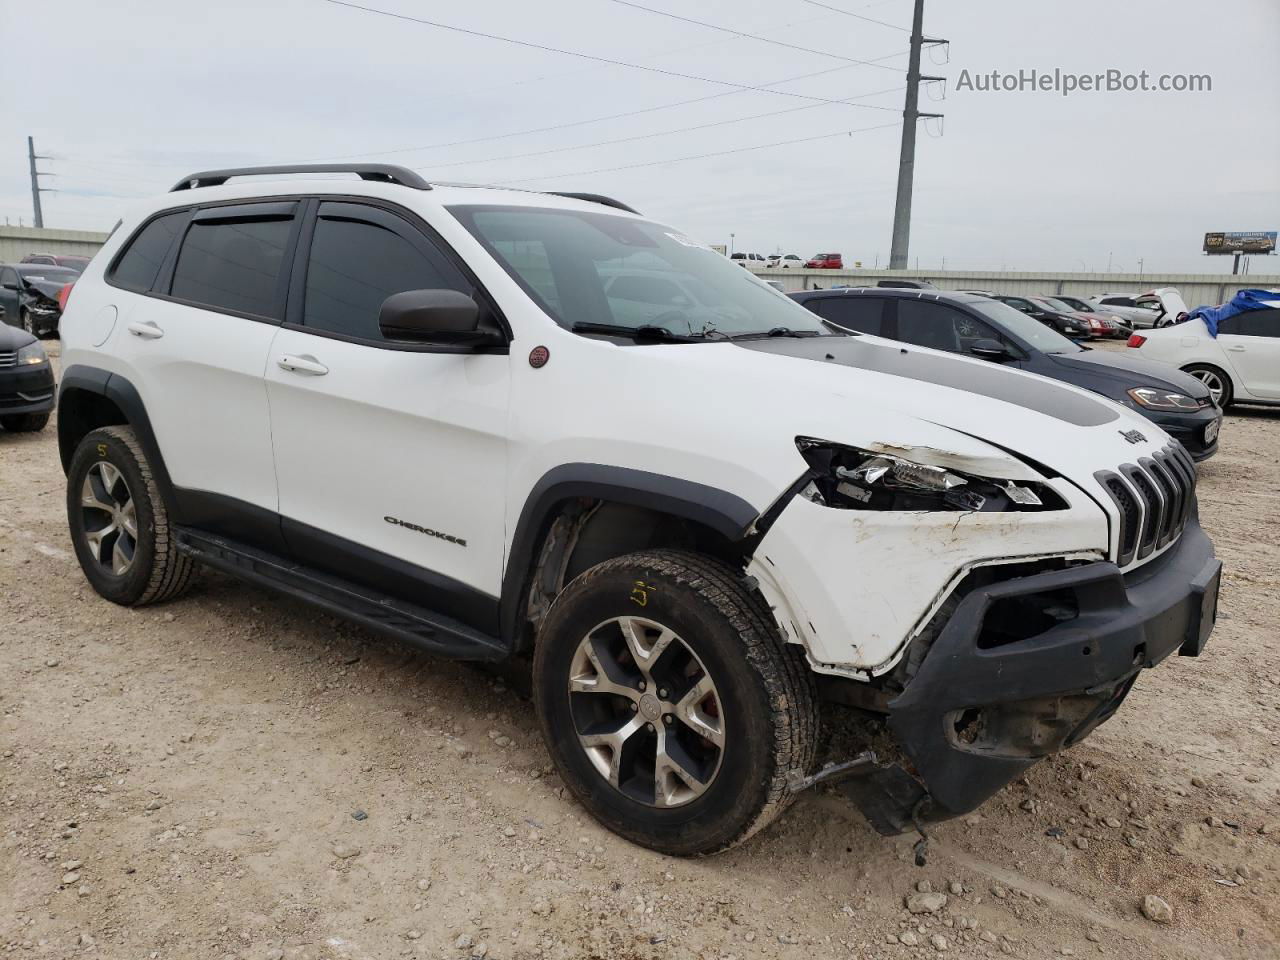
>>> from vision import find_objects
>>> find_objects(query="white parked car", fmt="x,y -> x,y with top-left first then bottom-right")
55,163 -> 1219,856
767,254 -> 804,269
1128,295 -> 1280,408
1089,289 -> 1186,329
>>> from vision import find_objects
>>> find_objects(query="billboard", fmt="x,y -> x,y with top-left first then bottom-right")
1203,231 -> 1277,255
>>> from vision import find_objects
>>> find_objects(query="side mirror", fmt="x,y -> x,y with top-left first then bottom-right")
1,281 -> 18,291
968,338 -> 1009,361
377,289 -> 501,346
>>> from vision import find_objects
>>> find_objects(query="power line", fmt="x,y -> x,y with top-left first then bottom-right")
318,0 -> 907,112
603,0 -> 906,68
495,121 -> 900,185
420,87 -> 902,171
300,52 -> 907,163
799,0 -> 910,31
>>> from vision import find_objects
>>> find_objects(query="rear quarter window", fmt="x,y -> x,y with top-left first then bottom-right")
110,211 -> 190,292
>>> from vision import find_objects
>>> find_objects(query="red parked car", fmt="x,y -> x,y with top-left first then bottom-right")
804,252 -> 843,269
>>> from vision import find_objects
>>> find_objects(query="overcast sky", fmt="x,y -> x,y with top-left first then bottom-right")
2,0 -> 1277,274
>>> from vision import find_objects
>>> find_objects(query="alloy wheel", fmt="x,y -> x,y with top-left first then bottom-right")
20,310 -> 34,335
80,461 -> 137,575
567,616 -> 725,807
1190,369 -> 1226,405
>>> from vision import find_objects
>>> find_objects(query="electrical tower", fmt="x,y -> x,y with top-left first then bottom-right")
889,0 -> 945,270
28,136 -> 53,228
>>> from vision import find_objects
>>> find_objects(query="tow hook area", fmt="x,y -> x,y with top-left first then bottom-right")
787,753 -> 935,867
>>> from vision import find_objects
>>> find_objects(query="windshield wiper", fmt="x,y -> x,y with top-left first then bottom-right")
570,322 -> 707,343
729,327 -> 827,340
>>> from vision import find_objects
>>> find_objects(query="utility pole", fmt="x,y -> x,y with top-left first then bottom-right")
28,136 -> 52,228
889,0 -> 945,269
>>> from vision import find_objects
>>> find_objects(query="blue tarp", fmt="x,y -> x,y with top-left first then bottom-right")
1188,288 -> 1280,338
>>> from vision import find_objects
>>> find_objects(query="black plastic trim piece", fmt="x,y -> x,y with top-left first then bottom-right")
174,528 -> 506,662
171,164 -> 432,192
544,192 -> 640,215
281,515 -> 501,636
56,366 -> 178,514
500,463 -> 759,644
883,519 -> 1219,823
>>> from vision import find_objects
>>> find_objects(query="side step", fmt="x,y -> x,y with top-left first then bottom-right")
174,528 -> 509,662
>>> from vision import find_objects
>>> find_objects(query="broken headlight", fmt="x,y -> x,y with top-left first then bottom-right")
795,438 -> 1065,512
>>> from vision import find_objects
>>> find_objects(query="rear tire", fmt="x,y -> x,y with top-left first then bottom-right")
533,549 -> 817,856
0,413 -> 49,433
66,425 -> 195,606
1184,364 -> 1233,409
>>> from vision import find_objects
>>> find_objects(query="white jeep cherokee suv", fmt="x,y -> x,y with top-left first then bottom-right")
57,165 -> 1220,856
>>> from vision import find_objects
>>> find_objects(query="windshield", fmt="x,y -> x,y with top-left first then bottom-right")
17,265 -> 78,282
970,299 -> 1083,354
450,205 -> 830,338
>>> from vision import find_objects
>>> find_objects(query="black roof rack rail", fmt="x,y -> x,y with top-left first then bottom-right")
546,192 -> 639,215
170,163 -> 432,193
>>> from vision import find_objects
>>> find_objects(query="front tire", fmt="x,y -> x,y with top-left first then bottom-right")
66,426 -> 195,606
20,308 -> 36,336
1184,363 -> 1234,409
0,412 -> 49,433
533,549 -> 817,855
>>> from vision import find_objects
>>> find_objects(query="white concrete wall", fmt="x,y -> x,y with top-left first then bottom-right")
756,267 -> 1280,309
0,226 -> 111,264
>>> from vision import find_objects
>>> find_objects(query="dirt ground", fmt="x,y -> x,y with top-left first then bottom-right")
2,341 -> 1277,960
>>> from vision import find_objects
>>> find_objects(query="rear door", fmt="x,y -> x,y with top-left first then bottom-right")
106,201 -> 297,548
1218,310 -> 1280,398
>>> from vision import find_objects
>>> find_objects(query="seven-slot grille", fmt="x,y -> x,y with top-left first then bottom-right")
1095,442 -> 1197,568
0,351 -> 16,368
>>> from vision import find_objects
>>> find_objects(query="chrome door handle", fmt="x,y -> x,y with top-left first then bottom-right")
277,354 -> 329,376
1226,345 -> 1246,352
127,321 -> 164,340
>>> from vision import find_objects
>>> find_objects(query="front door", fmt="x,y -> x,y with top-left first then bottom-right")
0,266 -> 21,327
264,200 -> 510,630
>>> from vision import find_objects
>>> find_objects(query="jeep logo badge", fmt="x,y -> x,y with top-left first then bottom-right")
1119,429 -> 1146,444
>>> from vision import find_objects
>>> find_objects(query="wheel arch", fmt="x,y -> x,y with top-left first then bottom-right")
57,365 -> 178,513
500,464 -> 762,651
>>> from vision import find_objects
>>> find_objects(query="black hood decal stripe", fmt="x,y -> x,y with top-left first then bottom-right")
740,337 -> 1120,428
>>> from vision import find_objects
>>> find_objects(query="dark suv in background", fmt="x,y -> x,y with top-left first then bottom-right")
790,287 -> 1222,460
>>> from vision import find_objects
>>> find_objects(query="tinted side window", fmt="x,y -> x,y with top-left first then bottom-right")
1220,311 -> 1280,338
815,297 -> 884,335
111,211 -> 189,292
896,300 -> 964,353
1101,297 -> 1134,307
171,214 -> 293,317
302,211 -> 469,341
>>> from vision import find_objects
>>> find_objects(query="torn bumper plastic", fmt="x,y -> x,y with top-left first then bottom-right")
841,512 -> 1220,835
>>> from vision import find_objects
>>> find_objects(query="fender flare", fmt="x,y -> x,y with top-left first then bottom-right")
499,463 -> 760,644
57,364 -> 178,514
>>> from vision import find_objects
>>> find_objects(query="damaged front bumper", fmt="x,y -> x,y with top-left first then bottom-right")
839,513 -> 1220,836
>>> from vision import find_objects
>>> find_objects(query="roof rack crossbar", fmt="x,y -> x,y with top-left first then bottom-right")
545,192 -> 639,215
170,163 -> 432,193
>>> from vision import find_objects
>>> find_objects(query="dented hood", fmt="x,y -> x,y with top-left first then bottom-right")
721,334 -> 1169,484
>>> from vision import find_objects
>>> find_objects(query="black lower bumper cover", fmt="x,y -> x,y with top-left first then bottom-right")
842,516 -> 1220,835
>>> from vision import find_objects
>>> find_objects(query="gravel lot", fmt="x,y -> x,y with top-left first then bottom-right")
2,342 -> 1277,960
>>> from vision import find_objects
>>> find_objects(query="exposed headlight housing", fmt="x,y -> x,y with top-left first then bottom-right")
1126,387 -> 1200,411
795,438 -> 1066,513
16,341 -> 48,366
